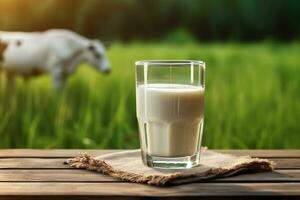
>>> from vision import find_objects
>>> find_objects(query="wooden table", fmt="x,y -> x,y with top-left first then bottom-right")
0,149 -> 299,199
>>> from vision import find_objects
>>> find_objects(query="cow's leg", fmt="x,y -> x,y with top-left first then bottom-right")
0,68 -> 4,91
52,68 -> 66,89
5,72 -> 16,90
22,75 -> 32,86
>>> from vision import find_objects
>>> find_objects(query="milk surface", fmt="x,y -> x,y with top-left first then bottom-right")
136,84 -> 204,157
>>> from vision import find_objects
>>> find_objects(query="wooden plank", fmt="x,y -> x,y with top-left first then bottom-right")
271,158 -> 300,169
0,158 -> 299,169
0,196 -> 295,200
0,169 -> 116,182
0,158 -> 66,169
0,196 -> 138,200
0,182 -> 298,197
0,149 -> 299,158
214,170 -> 300,182
0,149 -> 119,158
0,169 -> 299,183
215,150 -> 300,158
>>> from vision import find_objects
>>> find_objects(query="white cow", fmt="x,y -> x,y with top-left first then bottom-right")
0,29 -> 111,89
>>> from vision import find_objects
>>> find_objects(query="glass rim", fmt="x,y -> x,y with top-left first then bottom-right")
135,60 -> 205,66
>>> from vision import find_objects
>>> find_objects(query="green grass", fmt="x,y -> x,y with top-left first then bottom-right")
0,42 -> 300,149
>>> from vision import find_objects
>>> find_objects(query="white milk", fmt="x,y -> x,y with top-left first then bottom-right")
136,84 -> 204,157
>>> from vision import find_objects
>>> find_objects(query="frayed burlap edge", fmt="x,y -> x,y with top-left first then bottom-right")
171,156 -> 275,185
64,153 -> 275,186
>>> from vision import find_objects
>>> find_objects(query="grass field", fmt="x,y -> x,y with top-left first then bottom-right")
0,42 -> 299,149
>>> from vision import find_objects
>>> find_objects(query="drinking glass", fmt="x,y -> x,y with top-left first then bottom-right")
135,60 -> 205,169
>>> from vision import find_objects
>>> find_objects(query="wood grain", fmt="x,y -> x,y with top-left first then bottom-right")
215,150 -> 300,158
0,149 -> 298,158
0,182 -> 299,196
0,169 -> 115,182
0,150 -> 299,199
0,149 -> 119,158
0,169 -> 298,182
0,158 -> 65,169
0,158 -> 299,169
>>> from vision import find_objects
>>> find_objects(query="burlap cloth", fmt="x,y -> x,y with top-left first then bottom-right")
64,149 -> 274,186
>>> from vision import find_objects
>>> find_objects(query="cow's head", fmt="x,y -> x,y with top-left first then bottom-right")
85,40 -> 111,74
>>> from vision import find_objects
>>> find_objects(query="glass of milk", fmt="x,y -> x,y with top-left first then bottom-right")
135,60 -> 205,169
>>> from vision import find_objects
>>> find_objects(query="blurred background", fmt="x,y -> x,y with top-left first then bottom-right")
0,0 -> 299,149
